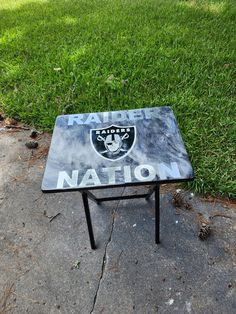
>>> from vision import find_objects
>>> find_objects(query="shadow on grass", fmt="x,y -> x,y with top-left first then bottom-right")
0,0 -> 235,197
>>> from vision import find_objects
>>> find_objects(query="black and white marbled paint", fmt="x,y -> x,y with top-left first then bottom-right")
41,107 -> 194,192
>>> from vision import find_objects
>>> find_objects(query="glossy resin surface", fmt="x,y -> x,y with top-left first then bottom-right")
41,107 -> 194,192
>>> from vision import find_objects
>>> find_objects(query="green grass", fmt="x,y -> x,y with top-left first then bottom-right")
0,0 -> 235,198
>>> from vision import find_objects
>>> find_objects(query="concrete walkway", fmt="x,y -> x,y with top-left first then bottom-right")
0,127 -> 235,314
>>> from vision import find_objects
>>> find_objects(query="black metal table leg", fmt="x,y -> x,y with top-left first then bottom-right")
82,192 -> 96,250
85,190 -> 100,204
155,185 -> 160,244
81,185 -> 160,249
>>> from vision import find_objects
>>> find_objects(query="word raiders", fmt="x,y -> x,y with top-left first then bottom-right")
90,125 -> 136,161
66,108 -> 162,126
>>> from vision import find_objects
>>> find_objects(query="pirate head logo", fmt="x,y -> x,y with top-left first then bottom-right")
90,125 -> 136,161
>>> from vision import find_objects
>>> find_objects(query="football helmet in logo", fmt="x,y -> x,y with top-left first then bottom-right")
90,125 -> 136,161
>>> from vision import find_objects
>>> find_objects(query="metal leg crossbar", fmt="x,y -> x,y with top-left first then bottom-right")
81,184 -> 160,250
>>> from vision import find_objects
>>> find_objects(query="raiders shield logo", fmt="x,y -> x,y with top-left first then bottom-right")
90,125 -> 136,161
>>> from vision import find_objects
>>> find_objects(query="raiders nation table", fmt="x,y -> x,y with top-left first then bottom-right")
41,107 -> 194,249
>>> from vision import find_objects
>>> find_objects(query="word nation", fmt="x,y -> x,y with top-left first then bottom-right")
57,162 -> 181,189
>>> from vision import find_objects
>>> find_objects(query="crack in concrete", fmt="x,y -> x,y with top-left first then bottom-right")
90,188 -> 125,314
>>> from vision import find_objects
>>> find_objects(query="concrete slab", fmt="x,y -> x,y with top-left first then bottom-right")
0,127 -> 235,314
0,128 -> 117,313
93,187 -> 236,313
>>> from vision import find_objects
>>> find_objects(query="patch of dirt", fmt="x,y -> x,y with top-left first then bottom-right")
200,195 -> 236,209
27,146 -> 49,167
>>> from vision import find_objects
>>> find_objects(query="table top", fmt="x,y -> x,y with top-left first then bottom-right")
41,107 -> 194,192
